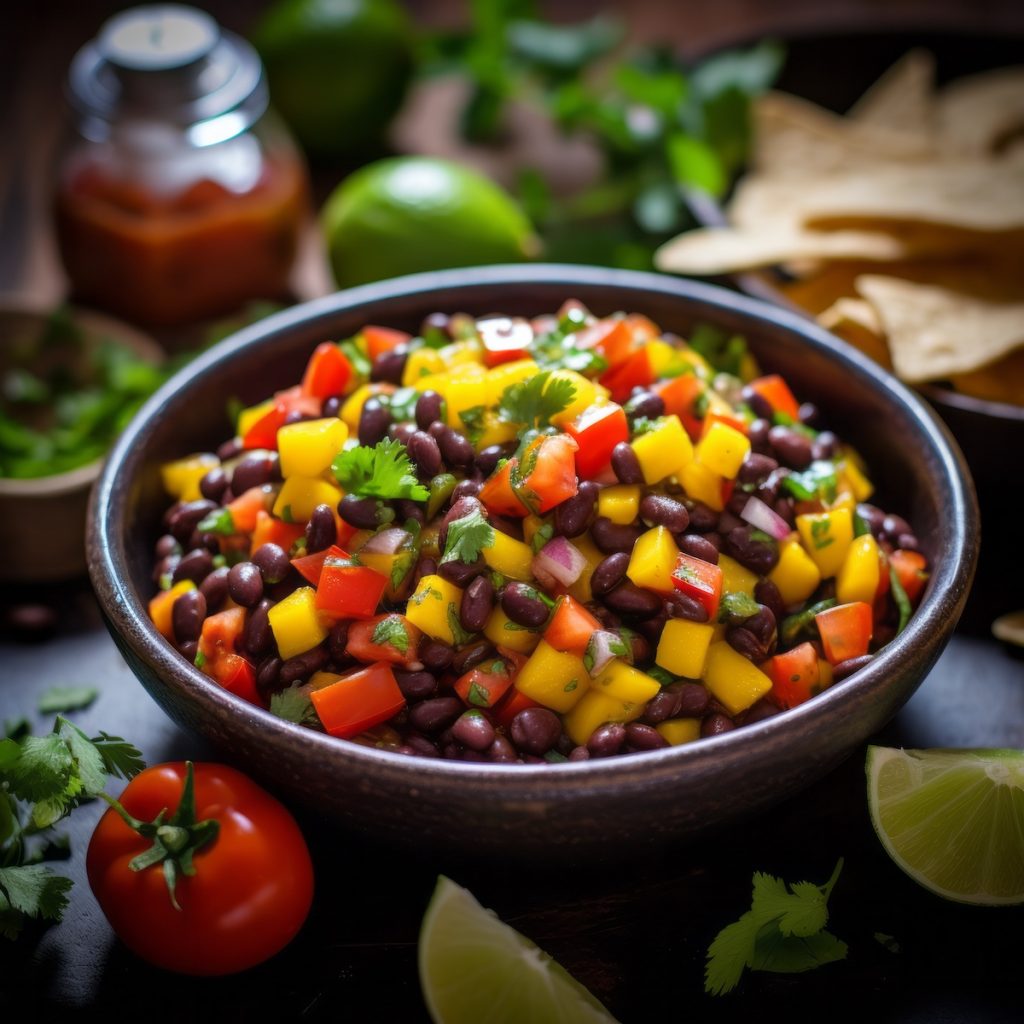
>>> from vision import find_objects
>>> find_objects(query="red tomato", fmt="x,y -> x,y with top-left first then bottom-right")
544,596 -> 602,655
563,403 -> 628,479
767,642 -> 822,709
309,661 -> 405,737
815,602 -> 873,665
521,434 -> 579,514
315,557 -> 388,618
671,552 -> 723,621
301,342 -> 353,399
347,613 -> 423,666
87,762 -> 313,975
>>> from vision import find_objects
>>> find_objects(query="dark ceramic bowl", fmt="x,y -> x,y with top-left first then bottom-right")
87,265 -> 978,856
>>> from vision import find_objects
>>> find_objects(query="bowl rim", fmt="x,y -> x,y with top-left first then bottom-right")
87,264 -> 979,788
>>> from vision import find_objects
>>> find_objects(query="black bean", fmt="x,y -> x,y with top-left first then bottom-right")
604,582 -> 663,619
587,722 -> 626,757
882,513 -> 913,543
488,735 -> 519,763
676,683 -> 711,717
635,610 -> 668,643
628,631 -> 650,663
409,697 -> 464,734
255,656 -> 282,695
438,495 -> 483,551
243,599 -> 275,657
754,579 -> 786,625
685,501 -> 719,533
798,402 -> 822,428
452,711 -> 496,752
745,606 -> 777,648
588,603 -> 621,629
305,503 -> 337,553
451,479 -> 482,503
747,418 -> 772,453
171,589 -> 206,643
591,516 -> 642,554
410,556 -> 437,591
675,533 -> 719,564
642,690 -> 682,724
228,562 -> 264,607
339,493 -> 384,529
490,515 -> 522,540
611,442 -> 643,484
476,443 -> 515,476
407,430 -> 442,476
739,699 -> 782,725
896,533 -> 920,552
501,582 -> 550,627
420,639 -> 454,672
199,566 -> 230,612
554,481 -> 598,538
252,543 -> 291,584
358,397 -> 391,447
717,511 -> 744,535
510,707 -> 562,755
701,714 -> 735,737
726,626 -> 767,662
774,497 -> 796,528
811,429 -> 838,460
591,552 -> 630,596
665,590 -> 709,623
461,575 -> 494,632
725,526 -> 780,574
284,409 -> 315,426
371,347 -> 408,384
321,394 -> 343,418
624,390 -> 665,421
217,438 -> 242,461
427,420 -> 447,440
415,390 -> 444,431
188,529 -> 221,554
833,654 -> 874,681
173,548 -> 213,584
395,499 -> 425,525
394,669 -> 438,701
639,494 -> 689,533
625,722 -> 668,751
328,621 -> 350,663
178,640 -> 199,662
153,553 -> 179,585
404,734 -> 441,758
421,311 -> 451,338
279,645 -> 329,684
168,500 -> 217,544
199,466 -> 229,502
231,454 -> 278,495
439,429 -> 475,469
435,558 -> 482,589
389,422 -> 417,446
451,640 -> 494,675
740,385 -> 773,420
857,503 -> 886,538
768,426 -> 813,469
737,452 -> 779,486
155,534 -> 180,559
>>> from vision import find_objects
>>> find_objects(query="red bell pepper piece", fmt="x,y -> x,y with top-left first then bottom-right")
315,557 -> 388,619
361,325 -> 412,363
600,348 -> 655,403
815,602 -> 873,665
242,386 -> 321,450
575,317 -> 635,368
768,642 -> 821,709
491,687 -> 541,729
251,510 -> 305,554
562,403 -> 628,479
226,486 -> 271,534
454,664 -> 514,709
196,608 -> 263,706
301,342 -> 354,399
700,410 -> 749,438
653,374 -> 705,440
213,654 -> 262,707
889,549 -> 929,605
479,458 -> 529,517
291,544 -> 349,586
544,596 -> 602,655
519,434 -> 579,514
747,374 -> 801,422
671,553 -> 723,621
309,662 -> 405,738
346,614 -> 423,666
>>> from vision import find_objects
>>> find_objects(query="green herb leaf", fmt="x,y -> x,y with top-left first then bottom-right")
498,371 -> 576,431
718,592 -> 762,623
270,687 -> 318,727
197,507 -> 236,536
467,682 -> 491,708
783,461 -> 838,503
889,564 -> 912,636
371,615 -> 410,654
447,603 -> 475,646
332,438 -> 430,502
86,732 -> 145,781
441,508 -> 495,565
2,735 -> 74,803
37,687 -> 98,714
530,521 -> 554,554
630,415 -> 661,438
0,865 -> 72,937
459,405 -> 488,447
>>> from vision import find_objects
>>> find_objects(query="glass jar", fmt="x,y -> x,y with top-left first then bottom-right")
55,4 -> 309,327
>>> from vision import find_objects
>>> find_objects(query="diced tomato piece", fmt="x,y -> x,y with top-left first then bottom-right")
521,434 -> 579,514
479,458 -> 529,517
251,510 -> 305,554
212,653 -> 262,707
454,664 -> 514,709
198,606 -> 246,663
544,596 -> 602,655
748,374 -> 801,422
346,613 -> 422,666
309,662 -> 405,738
768,642 -> 821,709
815,602 -> 873,665
291,544 -> 349,586
315,558 -> 388,619
653,374 -> 705,440
701,410 -> 749,438
301,342 -> 354,399
626,312 -> 659,341
492,686 -> 541,729
600,348 -> 655,403
576,317 -> 635,367
227,486 -> 271,534
563,403 -> 629,479
890,549 -> 929,604
361,325 -> 412,363
671,553 -> 723,621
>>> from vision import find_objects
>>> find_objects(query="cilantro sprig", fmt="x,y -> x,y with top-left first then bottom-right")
705,859 -> 847,995
332,438 -> 430,502
441,508 -> 495,565
498,372 -> 576,432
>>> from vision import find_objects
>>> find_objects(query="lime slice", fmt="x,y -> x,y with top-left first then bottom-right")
866,746 -> 1024,905
418,876 -> 618,1024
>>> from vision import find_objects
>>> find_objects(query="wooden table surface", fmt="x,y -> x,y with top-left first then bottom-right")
2,3 -> 1023,1021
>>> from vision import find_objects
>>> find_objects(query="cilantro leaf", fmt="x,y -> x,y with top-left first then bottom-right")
197,507 -> 236,535
87,731 -> 145,781
718,591 -> 762,623
783,461 -> 838,503
0,866 -> 72,937
441,508 -> 495,565
446,603 -> 475,646
498,371 -> 576,431
705,912 -> 759,996
3,735 -> 74,803
459,405 -> 487,447
38,687 -> 98,714
372,615 -> 410,654
332,438 -> 430,502
270,687 -> 318,727
56,718 -> 108,798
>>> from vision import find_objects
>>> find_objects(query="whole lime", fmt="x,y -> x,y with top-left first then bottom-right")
252,0 -> 414,158
322,157 -> 540,287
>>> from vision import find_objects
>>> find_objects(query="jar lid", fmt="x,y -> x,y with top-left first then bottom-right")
68,4 -> 267,128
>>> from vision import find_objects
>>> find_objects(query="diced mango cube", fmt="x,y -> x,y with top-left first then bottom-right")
589,659 -> 660,705
549,370 -> 606,425
598,485 -> 640,525
403,346 -> 446,385
797,507 -> 854,578
718,554 -> 759,598
484,607 -> 541,654
486,359 -> 539,406
655,718 -> 702,746
482,529 -> 534,581
268,586 -> 329,660
277,418 -> 348,479
680,459 -> 724,510
627,526 -> 679,593
656,618 -> 715,678
437,339 -> 485,368
161,453 -> 219,502
564,689 -> 645,746
838,452 -> 874,502
770,538 -> 822,607
444,366 -> 489,426
695,422 -> 751,480
632,415 -> 693,484
273,476 -> 343,523
702,641 -> 772,715
404,574 -> 464,645
836,533 -> 880,606
472,410 -> 518,450
513,641 -> 590,713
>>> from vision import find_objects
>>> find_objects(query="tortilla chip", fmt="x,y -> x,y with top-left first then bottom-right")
654,226 -> 909,275
856,274 -> 1024,381
849,49 -> 936,136
818,297 -> 892,369
937,67 -> 1024,155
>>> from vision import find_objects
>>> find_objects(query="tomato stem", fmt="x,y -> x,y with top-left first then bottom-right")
100,761 -> 220,911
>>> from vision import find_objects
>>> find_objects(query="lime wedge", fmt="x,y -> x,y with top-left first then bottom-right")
866,746 -> 1024,905
418,876 -> 618,1024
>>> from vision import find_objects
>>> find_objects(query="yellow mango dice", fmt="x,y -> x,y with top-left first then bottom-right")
695,422 -> 751,480
444,367 -> 489,427
655,718 -> 702,746
513,641 -> 590,713
770,538 -> 822,607
404,574 -> 464,645
472,411 -> 518,450
268,586 -> 329,660
549,370 -> 606,425
564,689 -> 645,746
437,339 -> 485,368
402,346 -> 446,385
308,670 -> 342,691
680,459 -> 724,510
797,507 -> 854,579
482,529 -> 534,581
632,415 -> 693,484
522,514 -> 546,549
718,554 -> 759,598
486,359 -> 539,406
598,485 -> 640,525
483,607 -> 541,654
838,451 -> 874,502
272,477 -> 343,523
589,660 -> 660,705
161,453 -> 219,502
277,418 -> 348,479
340,383 -> 395,432
702,641 -> 772,715
836,533 -> 880,606
656,618 -> 715,679
627,526 -> 679,593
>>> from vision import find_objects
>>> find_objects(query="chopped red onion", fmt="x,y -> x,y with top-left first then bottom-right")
533,535 -> 587,587
740,495 -> 791,541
